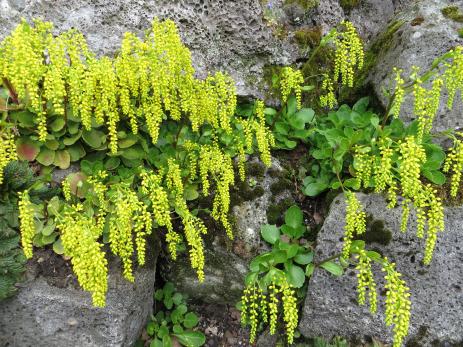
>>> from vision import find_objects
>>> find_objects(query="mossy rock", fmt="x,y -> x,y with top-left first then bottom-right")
340,0 -> 360,11
284,0 -> 318,11
441,6 -> 463,23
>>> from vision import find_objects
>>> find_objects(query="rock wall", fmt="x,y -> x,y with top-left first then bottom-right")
0,249 -> 158,347
0,0 -> 298,98
299,193 -> 463,346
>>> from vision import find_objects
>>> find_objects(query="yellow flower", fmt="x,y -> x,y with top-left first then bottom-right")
18,191 -> 36,259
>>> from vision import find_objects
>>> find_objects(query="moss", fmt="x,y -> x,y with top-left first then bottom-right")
230,180 -> 265,207
441,6 -> 463,23
340,0 -> 360,11
458,28 -> 463,38
270,177 -> 293,195
245,161 -> 266,179
262,64 -> 284,97
358,216 -> 392,245
284,0 -> 318,10
294,26 -> 322,50
267,197 -> 294,224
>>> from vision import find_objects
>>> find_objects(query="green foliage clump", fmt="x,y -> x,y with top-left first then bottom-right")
340,0 -> 360,11
145,282 -> 205,347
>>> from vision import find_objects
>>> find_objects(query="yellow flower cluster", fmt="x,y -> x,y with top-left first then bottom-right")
390,68 -> 405,118
398,136 -> 426,198
241,276 -> 298,344
354,148 -> 374,189
342,191 -> 366,258
140,170 -> 181,260
167,159 -> 208,281
0,126 -> 17,185
320,75 -> 337,109
237,103 -> 275,168
443,136 -> 463,197
199,145 -> 235,238
109,187 -> 152,282
18,191 -> 35,259
382,259 -> 411,347
0,19 -> 238,152
57,203 -> 108,307
62,178 -> 72,201
413,72 -> 443,142
355,250 -> 377,314
374,142 -> 394,193
443,46 -> 463,109
333,21 -> 364,88
280,67 -> 304,108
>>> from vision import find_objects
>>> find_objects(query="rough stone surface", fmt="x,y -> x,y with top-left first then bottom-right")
232,157 -> 292,251
0,251 -> 158,347
367,0 -> 463,133
0,0 -> 298,98
163,156 -> 293,305
299,193 -> 463,346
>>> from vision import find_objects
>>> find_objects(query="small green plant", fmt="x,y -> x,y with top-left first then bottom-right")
146,282 -> 205,347
240,205 -> 344,344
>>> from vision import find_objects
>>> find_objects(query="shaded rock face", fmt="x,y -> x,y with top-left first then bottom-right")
0,0 -> 298,98
163,157 -> 293,305
367,0 -> 463,133
0,250 -> 158,347
299,193 -> 463,346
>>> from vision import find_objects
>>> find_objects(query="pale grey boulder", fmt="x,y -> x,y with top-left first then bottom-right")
367,0 -> 463,133
299,193 -> 463,346
0,250 -> 158,347
0,0 -> 298,98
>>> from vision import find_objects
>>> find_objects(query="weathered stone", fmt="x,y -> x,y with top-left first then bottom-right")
0,249 -> 158,347
299,193 -> 463,346
0,0 -> 298,99
367,0 -> 463,133
163,156 -> 293,304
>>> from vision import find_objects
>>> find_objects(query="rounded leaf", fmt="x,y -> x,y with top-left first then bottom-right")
260,224 -> 280,244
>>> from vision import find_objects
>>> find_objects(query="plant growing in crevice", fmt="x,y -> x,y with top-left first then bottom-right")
144,282 -> 205,347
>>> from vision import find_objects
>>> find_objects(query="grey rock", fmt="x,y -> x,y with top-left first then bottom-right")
0,0 -> 299,99
163,247 -> 249,305
367,0 -> 463,133
163,156 -> 293,305
232,157 -> 292,251
0,251 -> 158,347
299,193 -> 463,346
51,164 -> 80,184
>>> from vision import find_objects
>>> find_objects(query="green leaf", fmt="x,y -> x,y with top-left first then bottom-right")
183,312 -> 199,329
184,185 -> 199,201
303,182 -> 329,196
50,118 -> 66,132
264,107 -> 277,116
162,335 -> 172,347
260,224 -> 280,244
286,263 -> 305,288
173,324 -> 183,334
16,138 -> 41,161
164,297 -> 174,310
53,150 -> 71,169
36,148 -> 56,166
104,157 -> 121,170
284,205 -> 303,229
118,133 -> 139,148
320,261 -> 343,276
286,95 -> 297,116
52,238 -> 64,254
294,251 -> 313,265
82,129 -> 104,148
154,289 -> 164,301
150,339 -> 163,347
294,108 -> 315,123
68,143 -> 86,162
173,332 -> 206,347
305,263 -> 315,277
157,326 -> 169,339
146,321 -> 157,336
63,131 -> 82,146
172,292 -> 183,306
121,145 -> 146,160
422,169 -> 446,185
45,139 -> 59,150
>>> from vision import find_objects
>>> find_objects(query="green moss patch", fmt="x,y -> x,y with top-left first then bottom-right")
284,0 -> 318,10
294,27 -> 322,50
441,6 -> 463,23
358,216 -> 392,246
266,197 -> 294,225
340,0 -> 360,11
